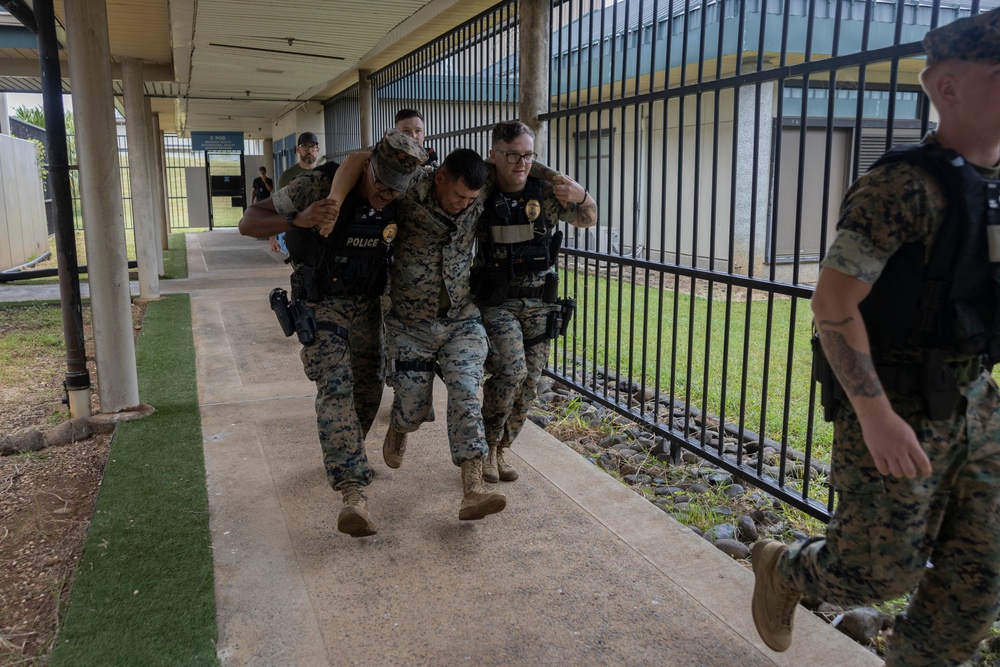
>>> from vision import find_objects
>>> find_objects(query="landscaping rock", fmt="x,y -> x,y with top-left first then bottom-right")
835,607 -> 885,644
713,539 -> 750,559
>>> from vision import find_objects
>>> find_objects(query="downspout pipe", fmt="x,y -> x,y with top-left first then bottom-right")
35,0 -> 93,417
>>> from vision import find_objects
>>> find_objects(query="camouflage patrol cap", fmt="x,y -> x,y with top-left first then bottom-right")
923,8 -> 1000,65
371,129 -> 428,193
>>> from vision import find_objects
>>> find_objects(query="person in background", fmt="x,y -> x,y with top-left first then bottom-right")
269,131 -> 322,253
251,166 -> 273,204
394,109 -> 438,168
751,10 -> 1000,666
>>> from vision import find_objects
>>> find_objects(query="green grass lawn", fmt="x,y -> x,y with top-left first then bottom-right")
554,267 -> 833,463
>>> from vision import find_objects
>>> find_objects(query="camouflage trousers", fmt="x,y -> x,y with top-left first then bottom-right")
482,298 -> 553,450
780,370 -> 1000,667
384,310 -> 488,466
299,295 -> 384,491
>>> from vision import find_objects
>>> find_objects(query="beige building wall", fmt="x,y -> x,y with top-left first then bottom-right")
0,133 -> 48,272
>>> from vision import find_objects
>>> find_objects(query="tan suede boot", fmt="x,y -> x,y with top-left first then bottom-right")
496,447 -> 519,482
338,486 -> 377,537
383,424 -> 407,469
483,445 -> 500,483
751,539 -> 801,651
459,458 -> 506,520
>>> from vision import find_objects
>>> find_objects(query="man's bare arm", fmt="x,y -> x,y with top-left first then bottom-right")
811,267 -> 931,479
327,151 -> 368,202
238,194 -> 341,239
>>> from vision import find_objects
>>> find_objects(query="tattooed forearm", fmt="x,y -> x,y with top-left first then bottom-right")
575,202 -> 598,228
820,329 -> 884,399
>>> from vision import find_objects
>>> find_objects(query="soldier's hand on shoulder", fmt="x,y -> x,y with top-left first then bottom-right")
301,199 -> 341,237
551,174 -> 585,208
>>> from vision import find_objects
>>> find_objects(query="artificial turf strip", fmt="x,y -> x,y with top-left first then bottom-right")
50,294 -> 219,666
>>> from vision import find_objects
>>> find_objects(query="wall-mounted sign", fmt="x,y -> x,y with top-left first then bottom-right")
191,131 -> 245,152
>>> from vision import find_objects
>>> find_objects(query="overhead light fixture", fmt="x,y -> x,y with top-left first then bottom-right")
208,43 -> 345,61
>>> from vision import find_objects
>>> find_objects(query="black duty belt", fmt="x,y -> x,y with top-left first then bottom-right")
507,285 -> 545,299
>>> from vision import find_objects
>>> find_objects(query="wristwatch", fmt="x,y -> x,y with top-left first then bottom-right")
285,212 -> 297,229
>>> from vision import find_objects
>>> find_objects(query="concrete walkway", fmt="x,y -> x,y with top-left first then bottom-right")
2,229 -> 882,666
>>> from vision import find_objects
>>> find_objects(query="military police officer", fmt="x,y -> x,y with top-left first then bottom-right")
238,130 -> 427,538
475,121 -> 596,484
751,10 -> 1000,665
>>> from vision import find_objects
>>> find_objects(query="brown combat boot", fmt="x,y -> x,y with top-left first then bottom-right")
338,486 -> 377,537
496,447 -> 519,482
483,445 -> 500,483
382,424 -> 407,469
751,539 -> 801,651
459,458 -> 506,520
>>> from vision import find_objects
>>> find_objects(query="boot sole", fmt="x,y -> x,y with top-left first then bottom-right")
498,469 -> 518,482
338,510 -> 377,538
458,496 -> 507,521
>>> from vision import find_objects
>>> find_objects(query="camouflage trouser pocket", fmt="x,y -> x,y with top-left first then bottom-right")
300,328 -> 348,383
829,412 -> 930,590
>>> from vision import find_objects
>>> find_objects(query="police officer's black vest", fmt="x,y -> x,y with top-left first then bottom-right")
285,200 -> 395,300
858,142 -> 1000,362
482,177 -> 555,281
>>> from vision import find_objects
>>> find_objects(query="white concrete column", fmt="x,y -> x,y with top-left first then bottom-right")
264,138 -> 273,174
358,69 -> 373,149
518,0 -> 550,162
121,57 -> 160,298
149,105 -> 166,270
0,93 -> 9,135
64,0 -> 139,411
733,83 -> 773,277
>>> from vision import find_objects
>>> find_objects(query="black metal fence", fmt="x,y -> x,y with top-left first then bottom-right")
326,0 -> 990,521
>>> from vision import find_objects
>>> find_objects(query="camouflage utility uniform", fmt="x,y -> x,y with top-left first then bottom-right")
782,136 -> 1000,666
477,177 -> 578,457
385,169 -> 491,465
272,164 -> 392,490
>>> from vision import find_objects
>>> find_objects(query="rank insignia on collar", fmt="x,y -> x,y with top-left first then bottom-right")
525,199 -> 541,221
383,223 -> 398,244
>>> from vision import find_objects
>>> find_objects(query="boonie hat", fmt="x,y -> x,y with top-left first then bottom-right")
370,129 -> 428,193
297,131 -> 319,146
923,8 -> 1000,65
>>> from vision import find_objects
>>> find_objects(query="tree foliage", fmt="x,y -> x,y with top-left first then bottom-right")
14,104 -> 75,134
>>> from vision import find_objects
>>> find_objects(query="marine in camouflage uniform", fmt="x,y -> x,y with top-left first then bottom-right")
750,10 -> 1000,665
476,121 -> 597,483
385,160 -> 492,467
238,130 -> 427,537
329,147 -> 508,520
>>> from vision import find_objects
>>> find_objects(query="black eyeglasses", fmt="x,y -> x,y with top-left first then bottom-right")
368,161 -> 405,198
495,150 -> 537,165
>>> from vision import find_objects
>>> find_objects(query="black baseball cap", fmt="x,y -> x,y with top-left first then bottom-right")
297,131 -> 319,146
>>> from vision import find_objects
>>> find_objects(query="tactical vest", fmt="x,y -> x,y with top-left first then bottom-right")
285,203 -> 396,300
857,142 -> 1000,363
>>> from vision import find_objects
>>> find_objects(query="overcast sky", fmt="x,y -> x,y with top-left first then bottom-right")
3,92 -> 73,116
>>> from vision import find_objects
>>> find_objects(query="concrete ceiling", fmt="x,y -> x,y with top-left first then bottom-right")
0,0 -> 498,138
